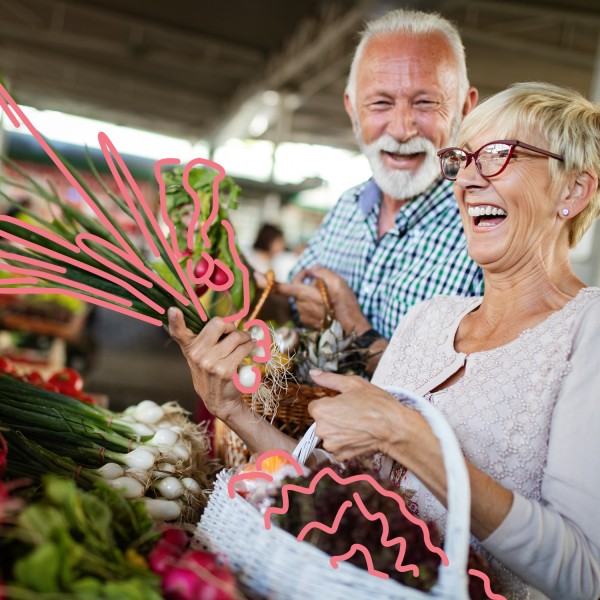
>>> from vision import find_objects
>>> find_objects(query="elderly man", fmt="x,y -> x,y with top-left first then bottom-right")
278,9 -> 483,367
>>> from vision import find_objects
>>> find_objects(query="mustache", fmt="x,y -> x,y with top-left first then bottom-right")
367,135 -> 438,156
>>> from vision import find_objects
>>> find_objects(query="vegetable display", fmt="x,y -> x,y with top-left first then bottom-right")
0,371 -> 214,523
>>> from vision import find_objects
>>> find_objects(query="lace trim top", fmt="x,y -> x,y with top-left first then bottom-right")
371,288 -> 600,600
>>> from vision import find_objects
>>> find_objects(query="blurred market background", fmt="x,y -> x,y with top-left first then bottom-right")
0,0 -> 599,412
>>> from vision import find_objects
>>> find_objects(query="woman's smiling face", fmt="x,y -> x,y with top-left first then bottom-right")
452,129 -> 563,273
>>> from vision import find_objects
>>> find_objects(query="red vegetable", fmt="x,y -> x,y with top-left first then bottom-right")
148,541 -> 182,576
48,368 -> 84,396
23,371 -> 45,387
161,527 -> 191,551
193,257 -> 212,280
161,566 -> 201,600
194,284 -> 209,297
209,265 -> 230,287
0,357 -> 15,374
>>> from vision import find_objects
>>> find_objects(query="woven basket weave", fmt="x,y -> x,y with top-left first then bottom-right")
198,385 -> 471,600
213,382 -> 337,469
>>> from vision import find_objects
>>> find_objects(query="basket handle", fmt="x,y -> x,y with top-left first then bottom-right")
291,386 -> 470,596
292,422 -> 320,465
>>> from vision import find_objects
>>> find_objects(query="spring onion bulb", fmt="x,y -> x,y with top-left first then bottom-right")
181,477 -> 201,494
118,447 -> 156,471
141,497 -> 182,521
172,442 -> 190,462
134,400 -> 165,424
250,345 -> 266,359
107,476 -> 145,499
148,428 -> 179,447
248,325 -> 265,341
154,462 -> 177,478
128,422 -> 156,439
155,476 -> 184,500
94,463 -> 125,480
237,364 -> 257,389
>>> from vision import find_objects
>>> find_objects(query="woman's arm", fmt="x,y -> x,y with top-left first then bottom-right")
308,370 -> 512,539
168,308 -> 297,456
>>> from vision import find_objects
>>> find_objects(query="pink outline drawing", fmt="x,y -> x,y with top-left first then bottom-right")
0,84 -> 268,375
227,448 -> 506,599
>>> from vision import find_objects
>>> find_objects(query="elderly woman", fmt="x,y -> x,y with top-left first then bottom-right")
169,82 -> 600,600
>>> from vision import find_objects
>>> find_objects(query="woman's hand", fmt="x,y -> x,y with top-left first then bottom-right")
308,369 -> 422,462
167,308 -> 255,421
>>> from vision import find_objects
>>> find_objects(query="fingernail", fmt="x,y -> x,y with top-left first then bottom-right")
167,307 -> 177,320
309,369 -> 323,376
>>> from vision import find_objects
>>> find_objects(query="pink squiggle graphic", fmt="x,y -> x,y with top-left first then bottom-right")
0,277 -> 38,285
330,544 -> 389,579
0,287 -> 162,326
0,262 -> 130,306
265,466 -> 447,565
297,499 -> 353,541
183,158 -> 221,252
352,492 -> 419,576
0,248 -> 67,274
468,569 -> 507,600
0,228 -> 164,313
227,472 -> 273,499
155,158 -> 181,256
256,449 -> 302,474
98,133 -> 206,320
0,87 -> 143,273
0,84 -> 269,397
0,86 -> 196,317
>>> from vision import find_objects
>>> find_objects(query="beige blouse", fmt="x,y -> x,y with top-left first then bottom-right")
372,288 -> 600,600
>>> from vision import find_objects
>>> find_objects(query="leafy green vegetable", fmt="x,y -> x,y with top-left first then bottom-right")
1,475 -> 162,600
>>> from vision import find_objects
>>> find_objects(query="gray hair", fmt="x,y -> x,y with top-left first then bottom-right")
346,9 -> 469,112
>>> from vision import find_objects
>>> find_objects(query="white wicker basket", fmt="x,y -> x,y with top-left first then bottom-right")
196,385 -> 471,599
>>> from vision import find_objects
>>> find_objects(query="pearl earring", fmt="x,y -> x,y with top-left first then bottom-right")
561,208 -> 570,217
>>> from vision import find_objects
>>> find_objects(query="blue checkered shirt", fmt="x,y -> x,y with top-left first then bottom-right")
290,177 -> 483,339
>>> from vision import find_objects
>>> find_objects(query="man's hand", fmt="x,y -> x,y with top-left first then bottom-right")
276,269 -> 331,329
279,266 -> 371,335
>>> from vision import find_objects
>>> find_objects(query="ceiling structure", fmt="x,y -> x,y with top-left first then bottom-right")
1,0 -> 599,154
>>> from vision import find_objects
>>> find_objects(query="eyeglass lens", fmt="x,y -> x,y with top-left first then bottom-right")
441,143 -> 513,180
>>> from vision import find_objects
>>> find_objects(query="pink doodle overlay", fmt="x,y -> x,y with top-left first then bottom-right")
0,83 -> 269,392
227,448 -> 507,599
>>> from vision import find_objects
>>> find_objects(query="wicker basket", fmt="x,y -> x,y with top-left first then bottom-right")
213,382 -> 337,469
198,385 -> 471,600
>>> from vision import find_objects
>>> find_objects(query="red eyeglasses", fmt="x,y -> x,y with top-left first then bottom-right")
437,139 -> 564,181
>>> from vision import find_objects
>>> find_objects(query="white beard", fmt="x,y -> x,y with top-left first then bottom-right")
359,134 -> 441,200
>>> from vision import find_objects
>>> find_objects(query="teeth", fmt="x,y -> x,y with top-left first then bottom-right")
467,205 -> 507,217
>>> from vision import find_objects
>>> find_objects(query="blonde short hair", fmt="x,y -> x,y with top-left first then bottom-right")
346,9 -> 469,113
458,82 -> 600,247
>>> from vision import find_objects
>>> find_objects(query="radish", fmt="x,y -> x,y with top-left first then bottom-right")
160,527 -> 190,551
148,541 -> 181,575
161,565 -> 201,600
195,284 -> 208,297
193,257 -> 212,280
209,264 -> 230,286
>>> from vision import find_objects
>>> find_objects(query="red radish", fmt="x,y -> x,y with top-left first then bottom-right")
195,569 -> 238,600
161,527 -> 190,551
195,284 -> 209,297
148,541 -> 181,575
178,549 -> 218,573
193,257 -> 212,280
209,265 -> 230,287
161,566 -> 201,600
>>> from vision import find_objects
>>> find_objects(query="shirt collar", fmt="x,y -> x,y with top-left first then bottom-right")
358,176 -> 451,222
